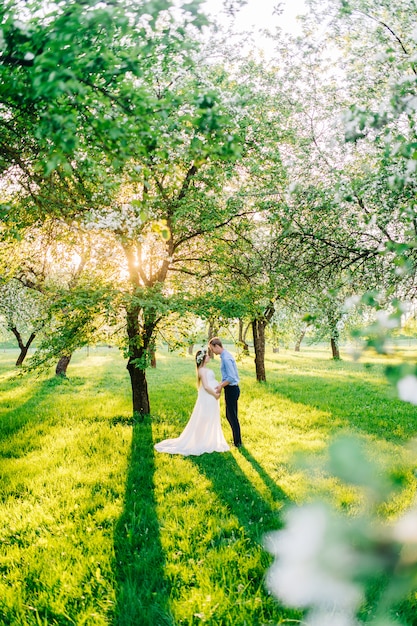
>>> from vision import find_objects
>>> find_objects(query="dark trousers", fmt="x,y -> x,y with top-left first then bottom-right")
224,385 -> 241,446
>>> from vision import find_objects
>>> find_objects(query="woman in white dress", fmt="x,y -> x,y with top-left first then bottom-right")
154,349 -> 230,456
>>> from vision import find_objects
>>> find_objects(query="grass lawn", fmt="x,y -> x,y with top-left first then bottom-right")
0,344 -> 417,625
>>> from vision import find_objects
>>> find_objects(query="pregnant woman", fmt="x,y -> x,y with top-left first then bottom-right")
154,349 -> 230,456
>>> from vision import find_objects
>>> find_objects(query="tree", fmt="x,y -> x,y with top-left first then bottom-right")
207,215 -> 283,382
0,279 -> 46,365
183,50 -> 296,382
256,14 -> 415,361
1,0 -> 250,415
0,216 -> 120,374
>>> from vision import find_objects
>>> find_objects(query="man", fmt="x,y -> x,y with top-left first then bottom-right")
209,337 -> 242,448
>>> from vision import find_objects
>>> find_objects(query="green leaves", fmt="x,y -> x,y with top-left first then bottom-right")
327,435 -> 391,498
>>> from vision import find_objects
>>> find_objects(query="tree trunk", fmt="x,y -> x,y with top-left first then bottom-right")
208,319 -> 219,359
327,311 -> 341,360
295,328 -> 306,352
127,358 -> 150,416
243,322 -> 251,344
56,354 -> 72,376
323,296 -> 343,361
188,344 -> 193,355
238,319 -> 249,355
252,319 -> 267,382
15,345 -> 30,367
11,327 -> 36,367
331,337 -> 340,360
126,304 -> 154,417
208,319 -> 219,342
251,303 -> 275,382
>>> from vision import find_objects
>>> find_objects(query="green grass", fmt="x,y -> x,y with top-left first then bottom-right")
0,345 -> 417,625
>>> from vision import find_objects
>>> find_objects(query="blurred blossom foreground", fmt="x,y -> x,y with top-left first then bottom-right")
264,436 -> 417,626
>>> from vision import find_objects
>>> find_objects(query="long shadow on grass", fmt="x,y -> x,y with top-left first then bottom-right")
188,450 -> 295,623
190,447 -> 288,545
265,372 -> 417,442
238,446 -> 286,504
113,416 -> 173,626
0,376 -> 74,459
0,357 -> 123,459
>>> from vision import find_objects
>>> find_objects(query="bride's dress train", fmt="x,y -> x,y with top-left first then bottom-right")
154,369 -> 230,456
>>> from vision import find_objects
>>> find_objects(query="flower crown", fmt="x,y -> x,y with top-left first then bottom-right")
195,349 -> 207,366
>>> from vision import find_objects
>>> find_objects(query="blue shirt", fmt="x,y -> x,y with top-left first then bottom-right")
220,349 -> 239,386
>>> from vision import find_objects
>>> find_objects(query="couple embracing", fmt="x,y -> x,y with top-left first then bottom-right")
155,337 -> 242,456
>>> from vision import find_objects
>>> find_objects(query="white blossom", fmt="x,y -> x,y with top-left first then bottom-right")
375,310 -> 399,330
13,19 -> 30,33
397,375 -> 417,405
406,159 -> 417,175
265,504 -> 362,613
307,609 -> 359,626
343,295 -> 360,311
392,508 -> 417,543
85,204 -> 144,238
404,96 -> 417,113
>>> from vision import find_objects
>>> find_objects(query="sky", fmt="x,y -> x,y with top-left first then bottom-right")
202,0 -> 307,35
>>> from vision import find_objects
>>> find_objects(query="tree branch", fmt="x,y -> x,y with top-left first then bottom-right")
356,9 -> 417,75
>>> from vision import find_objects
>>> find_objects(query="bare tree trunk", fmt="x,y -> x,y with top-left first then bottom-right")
126,305 -> 154,417
188,344 -> 193,355
295,328 -> 306,352
56,354 -> 72,376
127,358 -> 150,416
243,322 -> 251,345
208,318 -> 219,358
238,319 -> 249,355
252,319 -> 267,382
251,303 -> 275,382
208,319 -> 219,342
11,327 -> 36,367
327,310 -> 341,360
331,337 -> 340,360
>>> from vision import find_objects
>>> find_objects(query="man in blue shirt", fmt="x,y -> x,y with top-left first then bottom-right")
209,337 -> 242,448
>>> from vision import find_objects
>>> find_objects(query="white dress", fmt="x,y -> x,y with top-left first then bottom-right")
154,368 -> 230,456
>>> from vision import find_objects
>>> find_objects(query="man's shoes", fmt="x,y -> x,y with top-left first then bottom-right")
234,443 -> 243,448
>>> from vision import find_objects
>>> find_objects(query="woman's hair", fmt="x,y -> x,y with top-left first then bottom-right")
195,349 -> 206,368
195,349 -> 206,386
